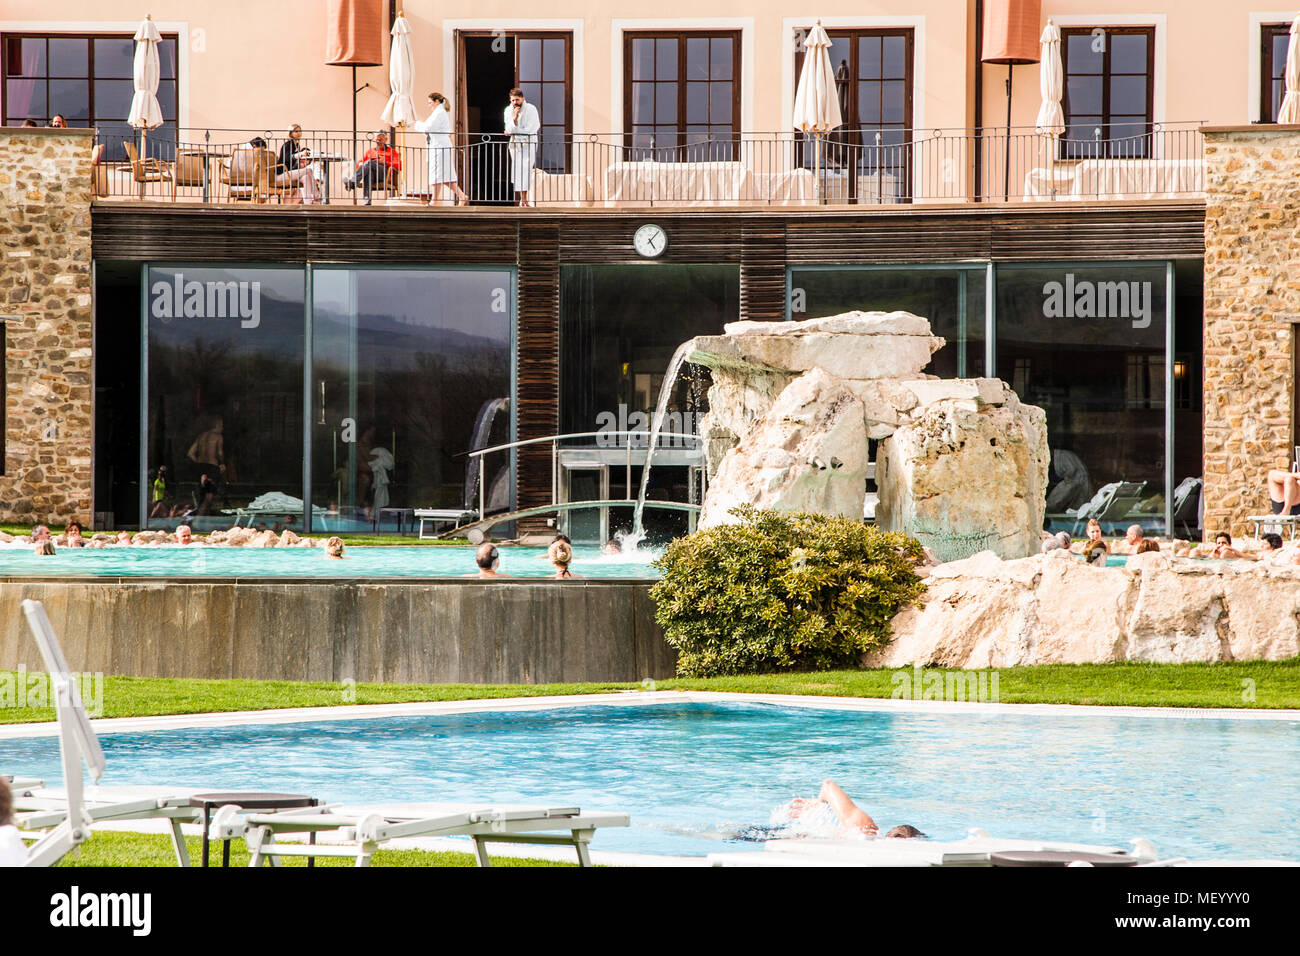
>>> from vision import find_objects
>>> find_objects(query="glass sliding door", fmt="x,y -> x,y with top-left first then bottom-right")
994,262 -> 1169,533
144,265 -> 306,530
310,268 -> 513,533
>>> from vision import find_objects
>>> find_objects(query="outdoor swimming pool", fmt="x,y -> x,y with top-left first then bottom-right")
5,702 -> 1297,859
0,545 -> 659,579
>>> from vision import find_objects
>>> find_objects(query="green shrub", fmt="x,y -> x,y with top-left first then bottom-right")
650,507 -> 926,677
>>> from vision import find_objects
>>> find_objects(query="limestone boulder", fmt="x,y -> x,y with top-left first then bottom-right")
1220,566 -> 1300,661
1122,564 -> 1229,663
874,550 -> 1300,667
875,388 -> 1049,561
700,367 -> 867,527
1029,553 -> 1136,663
689,310 -> 943,382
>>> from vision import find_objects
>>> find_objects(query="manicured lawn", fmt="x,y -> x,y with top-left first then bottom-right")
2,660 -> 1296,725
51,831 -> 569,867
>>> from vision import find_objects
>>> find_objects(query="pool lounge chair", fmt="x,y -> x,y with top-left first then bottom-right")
11,600 -> 204,867
1064,480 -> 1147,535
707,830 -> 1167,867
220,801 -> 629,867
415,508 -> 476,538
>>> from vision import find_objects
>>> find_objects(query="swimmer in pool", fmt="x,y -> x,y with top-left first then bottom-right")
731,780 -> 925,842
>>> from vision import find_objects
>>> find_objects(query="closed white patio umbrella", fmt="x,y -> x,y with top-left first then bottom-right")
1034,19 -> 1065,197
793,22 -> 843,201
380,12 -> 416,127
1278,15 -> 1300,124
379,11 -> 416,200
1034,20 -> 1065,137
127,15 -> 164,198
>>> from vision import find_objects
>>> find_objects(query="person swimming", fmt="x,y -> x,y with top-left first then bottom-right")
729,780 -> 925,842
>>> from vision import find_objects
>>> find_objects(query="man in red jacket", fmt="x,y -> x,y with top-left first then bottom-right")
344,131 -> 402,205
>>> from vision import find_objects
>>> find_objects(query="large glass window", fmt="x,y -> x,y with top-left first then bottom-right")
787,266 -> 985,378
1262,23 -> 1291,123
794,28 -> 913,202
625,32 -> 740,160
2,33 -> 178,159
995,263 -> 1168,533
310,269 -> 513,532
145,266 -> 306,531
1061,27 -> 1154,158
561,264 -> 739,540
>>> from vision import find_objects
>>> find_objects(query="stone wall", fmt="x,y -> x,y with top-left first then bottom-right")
0,578 -> 676,684
0,129 -> 95,525
1202,126 -> 1300,538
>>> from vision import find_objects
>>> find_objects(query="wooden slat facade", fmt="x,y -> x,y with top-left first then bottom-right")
93,201 -> 1206,518
515,222 -> 560,530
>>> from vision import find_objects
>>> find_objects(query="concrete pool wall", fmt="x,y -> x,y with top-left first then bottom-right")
0,578 -> 676,684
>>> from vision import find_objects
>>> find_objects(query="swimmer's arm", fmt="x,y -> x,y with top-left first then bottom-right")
818,780 -> 879,834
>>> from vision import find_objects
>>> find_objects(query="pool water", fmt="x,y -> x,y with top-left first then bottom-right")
0,544 -> 659,579
4,703 -> 1297,859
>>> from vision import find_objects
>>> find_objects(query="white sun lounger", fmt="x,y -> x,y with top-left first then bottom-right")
10,601 -> 211,867
216,801 -> 630,867
707,830 -> 1161,868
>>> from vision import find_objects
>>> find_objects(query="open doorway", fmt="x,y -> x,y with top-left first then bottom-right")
456,31 -> 573,204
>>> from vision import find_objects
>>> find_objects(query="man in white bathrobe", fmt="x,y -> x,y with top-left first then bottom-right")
504,87 -> 541,207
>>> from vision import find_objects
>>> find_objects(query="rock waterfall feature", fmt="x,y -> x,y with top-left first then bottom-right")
686,311 -> 1050,561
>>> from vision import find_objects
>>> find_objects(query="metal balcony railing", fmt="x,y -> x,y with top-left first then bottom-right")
91,123 -> 1206,206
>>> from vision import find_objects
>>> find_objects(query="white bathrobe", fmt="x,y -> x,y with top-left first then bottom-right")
414,103 -> 457,188
504,101 -> 541,194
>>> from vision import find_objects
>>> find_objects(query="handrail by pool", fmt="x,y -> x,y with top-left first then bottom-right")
438,499 -> 701,542
465,430 -> 703,525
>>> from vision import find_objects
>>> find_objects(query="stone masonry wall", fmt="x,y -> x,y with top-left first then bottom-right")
1202,127 -> 1300,539
0,129 -> 94,525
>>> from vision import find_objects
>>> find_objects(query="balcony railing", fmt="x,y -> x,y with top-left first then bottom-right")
92,123 -> 1206,207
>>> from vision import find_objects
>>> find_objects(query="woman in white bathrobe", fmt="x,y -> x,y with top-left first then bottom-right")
414,93 -> 468,205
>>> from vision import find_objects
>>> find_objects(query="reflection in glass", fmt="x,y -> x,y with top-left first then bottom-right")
518,38 -> 541,81
48,38 -> 87,76
995,263 -> 1168,533
561,265 -> 739,539
789,267 -> 986,379
93,38 -> 134,78
310,269 -> 512,533
543,39 -> 565,81
50,80 -> 89,119
146,267 -> 306,531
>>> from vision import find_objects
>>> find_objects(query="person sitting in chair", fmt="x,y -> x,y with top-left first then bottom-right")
1266,469 -> 1300,517
343,131 -> 401,206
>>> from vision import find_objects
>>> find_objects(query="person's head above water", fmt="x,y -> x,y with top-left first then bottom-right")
475,542 -> 499,571
884,824 -> 926,839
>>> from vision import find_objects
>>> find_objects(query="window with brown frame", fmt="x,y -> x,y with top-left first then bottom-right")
1262,23 -> 1291,123
1061,27 -> 1154,158
793,28 -> 913,202
624,31 -> 741,160
515,34 -> 572,172
2,32 -> 179,162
